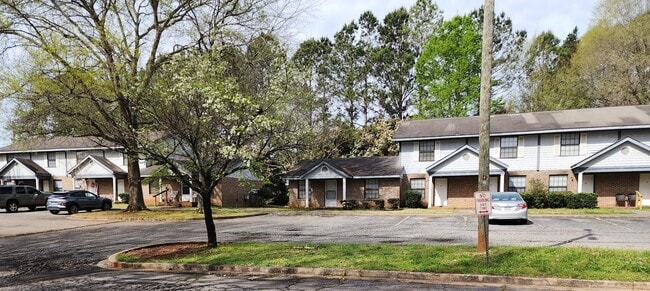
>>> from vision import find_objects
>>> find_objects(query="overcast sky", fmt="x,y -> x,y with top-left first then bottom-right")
296,0 -> 598,42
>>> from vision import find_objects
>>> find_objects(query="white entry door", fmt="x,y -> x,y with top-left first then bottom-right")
489,177 -> 499,193
640,174 -> 650,207
434,178 -> 448,207
582,175 -> 594,193
325,180 -> 337,207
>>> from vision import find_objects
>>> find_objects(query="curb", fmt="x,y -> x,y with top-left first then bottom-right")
103,244 -> 650,290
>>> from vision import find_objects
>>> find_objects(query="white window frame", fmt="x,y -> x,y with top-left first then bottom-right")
365,179 -> 379,199
549,175 -> 568,192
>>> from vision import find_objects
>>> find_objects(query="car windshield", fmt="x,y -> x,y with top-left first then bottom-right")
492,193 -> 522,201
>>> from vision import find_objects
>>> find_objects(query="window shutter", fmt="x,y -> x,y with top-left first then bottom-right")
518,136 -> 525,157
434,141 -> 441,160
554,135 -> 561,156
491,137 -> 500,157
580,133 -> 588,155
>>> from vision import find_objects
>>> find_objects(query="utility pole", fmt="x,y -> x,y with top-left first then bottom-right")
478,0 -> 495,254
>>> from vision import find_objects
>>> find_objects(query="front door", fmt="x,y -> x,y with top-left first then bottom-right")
434,178 -> 448,207
325,180 -> 337,207
640,174 -> 650,207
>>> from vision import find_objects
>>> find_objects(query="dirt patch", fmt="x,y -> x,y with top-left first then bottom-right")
125,242 -> 210,260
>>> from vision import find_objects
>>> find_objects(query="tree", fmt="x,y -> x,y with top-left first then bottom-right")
141,48 -> 306,247
415,8 -> 526,118
0,0 -> 308,211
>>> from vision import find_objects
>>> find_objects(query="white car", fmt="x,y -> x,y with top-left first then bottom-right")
489,192 -> 528,224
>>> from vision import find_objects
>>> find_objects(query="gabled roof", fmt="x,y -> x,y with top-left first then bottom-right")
284,156 -> 402,179
572,137 -> 650,172
394,105 -> 650,141
68,155 -> 127,177
426,145 -> 508,177
0,158 -> 52,178
0,136 -> 120,153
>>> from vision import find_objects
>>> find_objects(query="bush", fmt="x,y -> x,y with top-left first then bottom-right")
373,199 -> 385,210
404,190 -> 423,208
521,178 -> 548,208
387,198 -> 400,210
118,193 -> 130,203
567,193 -> 598,209
547,192 -> 570,208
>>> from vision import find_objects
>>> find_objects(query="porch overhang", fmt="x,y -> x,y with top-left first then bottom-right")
68,155 -> 128,179
0,158 -> 52,180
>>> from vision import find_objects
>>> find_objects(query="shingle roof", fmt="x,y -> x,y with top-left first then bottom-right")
1,158 -> 52,177
394,105 -> 650,141
284,156 -> 402,179
0,136 -> 119,153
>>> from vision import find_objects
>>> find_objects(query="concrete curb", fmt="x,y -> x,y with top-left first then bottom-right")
103,243 -> 650,290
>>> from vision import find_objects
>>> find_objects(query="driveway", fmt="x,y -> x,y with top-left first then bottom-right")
0,208 -> 118,237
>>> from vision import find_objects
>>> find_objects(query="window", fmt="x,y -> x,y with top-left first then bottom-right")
508,176 -> 526,193
298,180 -> 306,199
47,152 -> 57,168
549,175 -> 568,192
54,180 -> 63,191
419,141 -> 435,161
149,179 -> 160,195
76,151 -> 88,163
365,179 -> 379,199
410,178 -> 425,197
560,133 -> 580,156
500,137 -> 518,159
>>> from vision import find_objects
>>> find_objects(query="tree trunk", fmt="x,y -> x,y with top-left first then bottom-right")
126,154 -> 148,211
202,190 -> 217,247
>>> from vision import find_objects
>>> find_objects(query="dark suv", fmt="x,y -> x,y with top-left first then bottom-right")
46,190 -> 112,214
0,185 -> 51,212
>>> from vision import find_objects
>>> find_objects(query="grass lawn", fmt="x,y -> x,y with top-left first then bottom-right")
116,242 -> 650,282
74,207 -> 271,221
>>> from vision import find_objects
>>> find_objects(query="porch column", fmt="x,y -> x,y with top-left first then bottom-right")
427,175 -> 433,208
305,178 -> 310,208
577,172 -> 583,193
35,177 -> 40,190
342,178 -> 347,201
112,176 -> 118,201
500,173 -> 505,192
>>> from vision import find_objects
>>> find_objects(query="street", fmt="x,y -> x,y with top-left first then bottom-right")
0,210 -> 648,290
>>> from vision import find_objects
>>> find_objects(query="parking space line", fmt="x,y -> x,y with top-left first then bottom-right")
394,216 -> 410,226
595,217 -> 633,230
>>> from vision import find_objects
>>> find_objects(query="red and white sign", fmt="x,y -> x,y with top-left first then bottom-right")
474,191 -> 492,215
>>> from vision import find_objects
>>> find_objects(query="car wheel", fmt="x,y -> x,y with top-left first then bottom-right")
5,201 -> 19,213
67,204 -> 79,214
49,210 -> 59,214
101,202 -> 112,211
28,206 -> 36,211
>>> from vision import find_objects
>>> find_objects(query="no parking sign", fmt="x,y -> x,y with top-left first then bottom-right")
474,191 -> 492,215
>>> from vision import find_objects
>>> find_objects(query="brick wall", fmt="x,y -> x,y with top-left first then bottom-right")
447,176 -> 477,208
595,173 -> 640,207
211,177 -> 263,207
287,178 -> 401,208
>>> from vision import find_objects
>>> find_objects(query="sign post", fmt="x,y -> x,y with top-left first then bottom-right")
474,191 -> 491,266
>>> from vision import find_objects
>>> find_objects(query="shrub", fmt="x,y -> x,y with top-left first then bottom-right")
360,201 -> 370,209
404,190 -> 424,208
387,198 -> 400,210
373,199 -> 385,210
522,178 -> 548,208
118,193 -> 130,203
547,191 -> 570,208
567,193 -> 598,209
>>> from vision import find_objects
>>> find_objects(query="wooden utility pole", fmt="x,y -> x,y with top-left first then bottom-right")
478,0 -> 495,253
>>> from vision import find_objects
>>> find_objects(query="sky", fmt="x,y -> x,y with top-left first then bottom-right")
296,0 -> 599,42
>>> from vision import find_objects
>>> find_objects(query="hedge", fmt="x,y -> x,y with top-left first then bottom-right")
521,191 -> 598,209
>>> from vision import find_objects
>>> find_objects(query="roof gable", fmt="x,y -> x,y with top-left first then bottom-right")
284,156 -> 402,179
572,137 -> 650,173
68,155 -> 127,178
426,145 -> 508,177
394,105 -> 650,141
0,158 -> 52,179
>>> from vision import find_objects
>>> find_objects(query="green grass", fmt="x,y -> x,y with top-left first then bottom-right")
116,242 -> 650,281
74,207 -> 269,221
528,208 -> 637,215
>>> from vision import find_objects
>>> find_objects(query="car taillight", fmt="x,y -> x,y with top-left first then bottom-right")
518,203 -> 527,209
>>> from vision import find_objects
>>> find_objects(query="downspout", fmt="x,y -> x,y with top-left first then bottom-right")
536,134 -> 541,171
